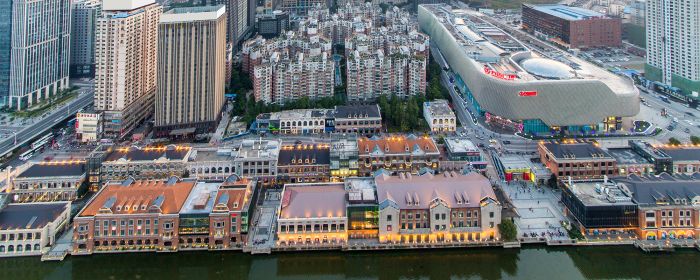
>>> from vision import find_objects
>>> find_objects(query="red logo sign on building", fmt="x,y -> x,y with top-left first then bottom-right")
518,91 -> 538,97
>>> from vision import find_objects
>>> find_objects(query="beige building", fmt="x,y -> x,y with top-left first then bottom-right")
76,111 -> 102,143
155,6 -> 227,138
423,99 -> 456,133
95,0 -> 161,139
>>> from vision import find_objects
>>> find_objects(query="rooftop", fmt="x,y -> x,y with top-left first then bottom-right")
235,140 -> 280,160
104,145 -> 191,162
161,5 -> 226,23
278,143 -> 331,166
0,202 -> 69,230
659,146 -> 700,162
525,4 -> 606,21
79,178 -> 197,217
615,173 -> 700,205
261,109 -> 334,120
607,148 -> 652,165
565,180 -> 635,206
188,149 -> 235,162
334,104 -> 381,119
541,141 -> 612,160
358,134 -> 439,156
345,177 -> 377,204
179,182 -> 221,215
421,5 -> 636,94
213,187 -> 249,212
445,138 -> 479,154
376,172 -> 497,209
279,183 -> 347,219
424,99 -> 455,118
103,0 -> 155,11
16,162 -> 86,179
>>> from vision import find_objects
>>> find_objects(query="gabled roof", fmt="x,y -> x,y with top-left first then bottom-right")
376,172 -> 497,209
80,178 -> 196,216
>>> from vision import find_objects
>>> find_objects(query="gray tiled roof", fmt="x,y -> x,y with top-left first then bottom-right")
16,163 -> 86,178
0,203 -> 68,230
616,173 -> 700,205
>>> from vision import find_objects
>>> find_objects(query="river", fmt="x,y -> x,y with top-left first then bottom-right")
1,246 -> 698,279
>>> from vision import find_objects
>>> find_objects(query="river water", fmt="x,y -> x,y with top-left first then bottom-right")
1,246 -> 698,280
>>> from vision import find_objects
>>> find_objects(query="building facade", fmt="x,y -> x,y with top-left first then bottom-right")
330,135 -> 360,180
376,172 -> 501,243
357,135 -> 441,176
10,162 -> 86,203
333,105 -> 382,134
72,178 -> 197,254
70,0 -> 100,77
0,202 -> 71,258
3,0 -> 71,110
76,111 -> 103,143
522,4 -> 622,49
186,148 -> 236,181
538,141 -> 617,181
277,183 -> 348,247
277,143 -> 331,184
95,0 -> 161,139
645,0 -> 700,103
155,6 -> 227,137
423,99 -> 456,133
233,139 -> 280,185
100,145 -> 192,182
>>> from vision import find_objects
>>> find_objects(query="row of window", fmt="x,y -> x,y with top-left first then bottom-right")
279,223 -> 345,233
0,232 -> 40,241
0,244 -> 41,253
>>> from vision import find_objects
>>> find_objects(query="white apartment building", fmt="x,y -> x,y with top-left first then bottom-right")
71,0 -> 101,77
645,0 -> 700,102
248,32 -> 335,105
4,0 -> 71,110
423,99 -> 456,133
95,0 -> 161,139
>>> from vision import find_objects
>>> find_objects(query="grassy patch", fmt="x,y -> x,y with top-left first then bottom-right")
12,89 -> 79,118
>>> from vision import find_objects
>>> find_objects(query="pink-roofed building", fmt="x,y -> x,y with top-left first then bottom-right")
376,172 -> 501,244
276,183 -> 348,247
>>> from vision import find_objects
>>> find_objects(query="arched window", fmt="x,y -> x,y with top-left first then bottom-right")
34,244 -> 40,251
0,245 -> 5,252
8,245 -> 13,252
25,244 -> 31,251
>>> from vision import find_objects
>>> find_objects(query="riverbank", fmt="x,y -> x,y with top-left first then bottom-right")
2,246 -> 699,280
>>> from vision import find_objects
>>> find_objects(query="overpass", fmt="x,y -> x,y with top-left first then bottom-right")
0,93 -> 94,158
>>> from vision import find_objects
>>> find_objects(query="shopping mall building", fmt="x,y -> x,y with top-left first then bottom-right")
418,5 -> 640,136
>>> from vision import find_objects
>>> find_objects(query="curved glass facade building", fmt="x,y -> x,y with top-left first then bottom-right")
418,5 -> 640,136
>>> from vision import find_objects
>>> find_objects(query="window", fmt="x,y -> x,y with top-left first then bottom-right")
645,212 -> 655,218
489,212 -> 494,218
339,224 -> 344,231
435,225 -> 439,230
305,225 -> 312,231
415,213 -> 420,219
441,214 -> 446,220
645,221 -> 656,228
386,215 -> 392,222
435,214 -> 439,220
331,224 -> 337,231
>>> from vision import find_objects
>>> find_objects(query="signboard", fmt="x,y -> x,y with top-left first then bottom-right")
484,66 -> 517,80
518,91 -> 538,97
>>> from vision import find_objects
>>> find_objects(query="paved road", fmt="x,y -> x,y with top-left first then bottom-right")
0,92 -> 94,158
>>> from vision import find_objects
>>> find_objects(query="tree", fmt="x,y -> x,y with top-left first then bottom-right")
691,136 -> 700,145
498,218 -> 517,242
668,137 -> 682,146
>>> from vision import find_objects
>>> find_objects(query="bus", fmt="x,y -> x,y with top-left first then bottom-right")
19,150 -> 33,161
30,133 -> 53,150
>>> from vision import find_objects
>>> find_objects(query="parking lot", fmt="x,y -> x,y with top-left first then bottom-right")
578,48 -> 646,72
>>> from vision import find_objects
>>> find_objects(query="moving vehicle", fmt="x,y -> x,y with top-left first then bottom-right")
660,96 -> 670,103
